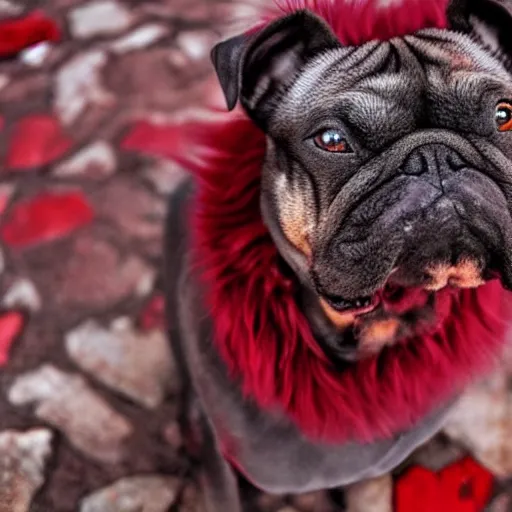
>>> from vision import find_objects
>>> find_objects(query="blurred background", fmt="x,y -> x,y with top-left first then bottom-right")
0,1 -> 511,511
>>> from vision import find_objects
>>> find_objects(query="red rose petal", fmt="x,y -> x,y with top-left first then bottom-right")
0,11 -> 60,58
138,294 -> 165,330
1,192 -> 94,248
0,312 -> 25,366
395,466 -> 441,512
440,457 -> 494,511
395,458 -> 494,512
121,121 -> 189,160
6,115 -> 73,170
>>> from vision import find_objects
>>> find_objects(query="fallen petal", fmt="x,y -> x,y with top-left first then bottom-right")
6,115 -> 73,170
1,192 -> 94,248
0,311 -> 25,366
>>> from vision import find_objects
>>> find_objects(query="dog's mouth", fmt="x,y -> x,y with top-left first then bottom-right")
321,283 -> 430,322
320,264 -> 500,318
315,259 -> 504,360
321,293 -> 379,316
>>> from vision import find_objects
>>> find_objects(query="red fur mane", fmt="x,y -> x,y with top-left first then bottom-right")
269,0 -> 450,45
171,0 -> 510,442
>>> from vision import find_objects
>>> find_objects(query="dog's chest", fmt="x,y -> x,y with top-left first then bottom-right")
183,296 -> 454,495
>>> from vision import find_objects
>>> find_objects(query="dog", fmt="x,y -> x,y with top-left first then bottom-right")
164,0 -> 512,510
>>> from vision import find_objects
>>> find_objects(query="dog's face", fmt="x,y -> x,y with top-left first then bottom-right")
211,0 -> 512,357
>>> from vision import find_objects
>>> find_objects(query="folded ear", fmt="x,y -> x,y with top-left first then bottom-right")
210,10 -> 341,126
447,0 -> 512,64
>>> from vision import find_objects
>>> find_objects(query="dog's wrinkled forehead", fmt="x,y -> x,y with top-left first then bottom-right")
211,1 -> 512,131
273,29 -> 512,142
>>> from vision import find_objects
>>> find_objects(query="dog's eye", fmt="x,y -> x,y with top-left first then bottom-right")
496,102 -> 512,132
314,130 -> 352,153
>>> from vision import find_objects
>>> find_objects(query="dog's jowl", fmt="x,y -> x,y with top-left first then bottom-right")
165,0 -> 512,510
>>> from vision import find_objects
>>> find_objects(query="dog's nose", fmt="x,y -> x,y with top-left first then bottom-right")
402,144 -> 467,179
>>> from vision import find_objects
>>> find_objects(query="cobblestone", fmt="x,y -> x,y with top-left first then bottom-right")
80,475 -> 181,512
8,365 -> 133,463
20,42 -> 53,67
69,0 -> 134,38
0,429 -> 53,512
444,372 -> 512,478
51,233 -> 155,307
344,475 -> 393,512
110,24 -> 168,53
65,319 -> 176,408
0,0 -> 22,16
2,278 -> 42,312
53,141 -> 117,178
55,51 -> 113,125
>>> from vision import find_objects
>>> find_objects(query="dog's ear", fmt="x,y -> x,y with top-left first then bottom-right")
447,0 -> 512,62
210,10 -> 340,125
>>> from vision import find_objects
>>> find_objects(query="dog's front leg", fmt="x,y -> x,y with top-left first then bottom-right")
194,412 -> 243,512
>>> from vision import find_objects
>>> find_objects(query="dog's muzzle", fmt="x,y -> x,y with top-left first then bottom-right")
313,143 -> 512,313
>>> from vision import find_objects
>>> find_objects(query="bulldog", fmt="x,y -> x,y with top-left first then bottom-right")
164,0 -> 512,510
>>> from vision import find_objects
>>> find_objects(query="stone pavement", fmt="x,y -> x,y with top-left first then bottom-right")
0,0 -> 264,510
0,0 -> 512,511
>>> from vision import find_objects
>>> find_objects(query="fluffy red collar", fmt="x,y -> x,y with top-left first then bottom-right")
182,115 -> 507,442
177,0 -> 510,442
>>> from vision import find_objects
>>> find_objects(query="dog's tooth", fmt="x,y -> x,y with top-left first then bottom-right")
325,294 -> 377,313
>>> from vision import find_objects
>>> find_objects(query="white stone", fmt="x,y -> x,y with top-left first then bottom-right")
80,475 -> 181,512
444,372 -> 512,477
54,141 -> 117,178
69,0 -> 134,39
9,365 -> 132,463
55,50 -> 114,126
0,428 -> 53,512
0,74 -> 9,92
143,159 -> 186,195
135,269 -> 156,297
345,474 -> 393,512
20,43 -> 52,67
110,316 -> 132,331
65,319 -> 176,409
2,278 -> 42,312
0,0 -> 22,15
291,491 -> 332,512
111,24 -> 167,53
177,30 -> 215,61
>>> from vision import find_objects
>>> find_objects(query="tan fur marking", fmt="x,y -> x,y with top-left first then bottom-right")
425,259 -> 485,291
359,318 -> 400,350
319,298 -> 356,330
277,176 -> 314,258
280,214 -> 312,257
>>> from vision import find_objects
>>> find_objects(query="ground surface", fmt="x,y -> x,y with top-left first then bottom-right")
0,0 -> 512,511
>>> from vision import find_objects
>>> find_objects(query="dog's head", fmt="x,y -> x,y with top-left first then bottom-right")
211,0 -> 512,358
